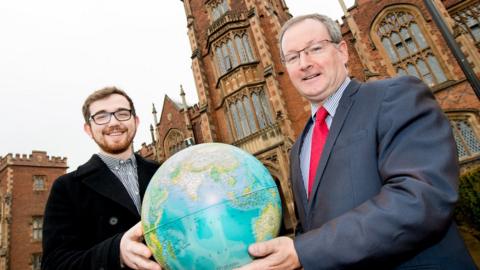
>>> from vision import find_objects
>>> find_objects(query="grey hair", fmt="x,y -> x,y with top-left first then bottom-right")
278,13 -> 342,58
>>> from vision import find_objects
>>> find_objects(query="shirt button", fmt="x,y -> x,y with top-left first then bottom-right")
109,217 -> 118,225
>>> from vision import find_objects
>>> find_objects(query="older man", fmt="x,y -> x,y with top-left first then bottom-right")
236,14 -> 476,270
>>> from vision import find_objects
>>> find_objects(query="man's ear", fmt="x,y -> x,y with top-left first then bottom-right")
338,40 -> 349,64
84,122 -> 93,138
135,115 -> 140,127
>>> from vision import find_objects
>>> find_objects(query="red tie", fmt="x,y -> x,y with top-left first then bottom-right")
308,107 -> 329,198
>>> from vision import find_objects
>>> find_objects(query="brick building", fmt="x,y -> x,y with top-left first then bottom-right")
141,0 -> 302,233
338,0 -> 480,173
0,151 -> 67,270
139,0 -> 480,235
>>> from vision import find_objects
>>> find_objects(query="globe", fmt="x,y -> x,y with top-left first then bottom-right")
141,143 -> 282,270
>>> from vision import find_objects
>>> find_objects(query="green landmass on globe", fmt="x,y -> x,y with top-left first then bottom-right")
141,143 -> 282,270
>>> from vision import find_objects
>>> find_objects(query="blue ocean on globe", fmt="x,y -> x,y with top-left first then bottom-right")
141,143 -> 282,270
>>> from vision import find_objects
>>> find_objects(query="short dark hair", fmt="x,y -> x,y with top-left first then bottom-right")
278,13 -> 342,59
82,86 -> 136,123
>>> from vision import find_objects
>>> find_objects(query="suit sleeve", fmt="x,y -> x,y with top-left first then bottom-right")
41,176 -> 124,270
294,76 -> 459,268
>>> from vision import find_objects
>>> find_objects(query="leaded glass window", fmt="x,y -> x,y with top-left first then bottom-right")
211,0 -> 229,21
235,36 -> 248,63
376,10 -> 447,86
243,96 -> 257,133
227,87 -> 274,140
236,101 -> 250,136
216,47 -> 226,74
242,35 -> 255,62
32,253 -> 42,270
452,2 -> 480,46
259,90 -> 274,125
227,40 -> 238,67
215,33 -> 255,76
252,93 -> 267,129
222,44 -> 232,70
164,129 -> 185,157
33,175 -> 46,191
230,103 -> 244,138
32,216 -> 43,241
450,116 -> 480,159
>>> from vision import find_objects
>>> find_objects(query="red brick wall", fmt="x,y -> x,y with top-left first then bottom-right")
0,152 -> 67,270
9,165 -> 66,270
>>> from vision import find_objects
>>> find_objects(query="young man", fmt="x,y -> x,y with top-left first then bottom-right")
236,14 -> 476,269
42,87 -> 161,270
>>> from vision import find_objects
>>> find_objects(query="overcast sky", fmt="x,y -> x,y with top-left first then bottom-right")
0,0 -> 353,171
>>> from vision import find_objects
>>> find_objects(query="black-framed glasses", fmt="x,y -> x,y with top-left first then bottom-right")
282,39 -> 337,66
89,109 -> 133,125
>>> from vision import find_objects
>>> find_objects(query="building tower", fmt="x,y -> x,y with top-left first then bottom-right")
177,0 -> 315,232
0,151 -> 67,270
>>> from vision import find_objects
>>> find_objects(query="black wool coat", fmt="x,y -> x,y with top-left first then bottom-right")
42,154 -> 159,270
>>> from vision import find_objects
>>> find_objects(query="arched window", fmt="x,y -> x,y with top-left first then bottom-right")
230,103 -> 244,138
375,9 -> 447,87
452,2 -> 480,47
222,43 -> 232,70
242,35 -> 255,62
243,96 -> 257,133
163,129 -> 185,157
227,39 -> 238,67
259,90 -> 274,125
236,100 -> 251,136
214,33 -> 256,76
227,87 -> 274,141
252,93 -> 267,129
216,47 -> 226,74
211,0 -> 229,21
235,36 -> 248,63
449,113 -> 480,160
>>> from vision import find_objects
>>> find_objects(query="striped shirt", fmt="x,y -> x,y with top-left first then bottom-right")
98,153 -> 141,213
300,77 -> 351,194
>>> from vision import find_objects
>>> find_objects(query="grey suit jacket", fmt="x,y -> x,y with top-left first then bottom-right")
290,76 -> 476,269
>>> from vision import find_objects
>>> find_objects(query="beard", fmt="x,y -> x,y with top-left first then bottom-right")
93,124 -> 136,155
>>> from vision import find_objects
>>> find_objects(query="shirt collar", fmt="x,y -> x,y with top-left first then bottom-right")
97,153 -> 137,170
310,77 -> 351,120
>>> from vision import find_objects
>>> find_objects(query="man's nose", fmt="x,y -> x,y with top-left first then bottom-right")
299,52 -> 313,71
108,114 -> 121,125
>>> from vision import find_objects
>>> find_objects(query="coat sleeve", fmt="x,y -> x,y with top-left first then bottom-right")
41,175 -> 125,270
294,76 -> 460,268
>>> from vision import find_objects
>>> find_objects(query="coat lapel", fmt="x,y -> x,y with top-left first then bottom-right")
307,80 -> 361,212
80,155 -> 140,218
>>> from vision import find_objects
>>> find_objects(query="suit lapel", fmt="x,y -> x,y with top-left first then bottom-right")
291,118 -> 315,219
81,155 -> 140,218
307,80 -> 361,212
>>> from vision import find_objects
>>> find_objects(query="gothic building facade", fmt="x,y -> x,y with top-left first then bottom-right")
139,0 -> 480,234
0,151 -> 67,270
143,0 -> 304,233
338,0 -> 480,173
